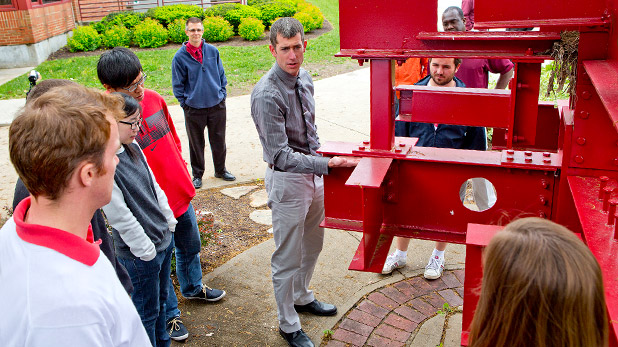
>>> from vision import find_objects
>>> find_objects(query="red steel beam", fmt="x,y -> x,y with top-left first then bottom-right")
396,85 -> 511,128
568,175 -> 618,344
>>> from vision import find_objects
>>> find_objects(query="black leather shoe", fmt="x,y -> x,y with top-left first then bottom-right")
279,328 -> 314,347
192,177 -> 202,189
294,300 -> 337,316
215,170 -> 236,181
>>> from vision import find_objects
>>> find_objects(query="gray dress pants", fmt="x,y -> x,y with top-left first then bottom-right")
265,167 -> 325,333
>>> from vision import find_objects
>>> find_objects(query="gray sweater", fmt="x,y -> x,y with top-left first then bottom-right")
102,142 -> 176,260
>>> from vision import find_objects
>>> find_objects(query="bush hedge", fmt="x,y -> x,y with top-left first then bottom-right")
224,5 -> 262,33
238,17 -> 264,41
168,18 -> 189,43
257,2 -> 295,28
67,26 -> 101,52
133,18 -> 169,48
147,4 -> 203,27
202,17 -> 234,42
293,12 -> 314,33
298,3 -> 324,30
102,25 -> 132,48
204,3 -> 242,18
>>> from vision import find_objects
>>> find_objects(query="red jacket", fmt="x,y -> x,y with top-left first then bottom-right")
136,89 -> 195,218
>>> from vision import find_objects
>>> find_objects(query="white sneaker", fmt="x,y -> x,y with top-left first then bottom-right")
382,252 -> 407,274
424,255 -> 445,280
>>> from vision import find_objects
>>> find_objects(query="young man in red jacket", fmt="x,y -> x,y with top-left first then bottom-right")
97,47 -> 226,342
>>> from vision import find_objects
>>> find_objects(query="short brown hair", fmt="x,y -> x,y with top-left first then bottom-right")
26,79 -> 78,103
9,85 -> 124,200
469,217 -> 608,347
185,17 -> 203,30
428,57 -> 462,67
269,17 -> 304,47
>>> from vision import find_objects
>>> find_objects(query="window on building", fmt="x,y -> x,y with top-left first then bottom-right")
0,0 -> 13,6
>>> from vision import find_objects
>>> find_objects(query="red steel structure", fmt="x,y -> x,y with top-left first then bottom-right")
319,0 -> 618,345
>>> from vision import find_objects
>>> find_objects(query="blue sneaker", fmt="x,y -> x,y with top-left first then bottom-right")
188,285 -> 226,302
166,316 -> 189,341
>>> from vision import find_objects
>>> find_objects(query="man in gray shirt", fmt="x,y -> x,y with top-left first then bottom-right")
250,17 -> 358,347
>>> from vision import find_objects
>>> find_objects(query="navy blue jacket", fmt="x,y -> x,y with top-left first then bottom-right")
395,75 -> 486,150
172,40 -> 227,109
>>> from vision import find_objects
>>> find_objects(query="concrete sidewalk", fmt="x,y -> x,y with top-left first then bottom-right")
0,67 -> 465,346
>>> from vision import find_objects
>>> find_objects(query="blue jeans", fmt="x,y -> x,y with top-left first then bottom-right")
119,241 -> 173,347
165,203 -> 204,321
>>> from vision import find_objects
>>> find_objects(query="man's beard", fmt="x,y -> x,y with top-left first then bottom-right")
430,73 -> 453,86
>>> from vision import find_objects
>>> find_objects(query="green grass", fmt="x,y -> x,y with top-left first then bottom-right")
0,0 -> 346,103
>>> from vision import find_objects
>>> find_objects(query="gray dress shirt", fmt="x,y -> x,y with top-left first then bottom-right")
251,63 -> 330,175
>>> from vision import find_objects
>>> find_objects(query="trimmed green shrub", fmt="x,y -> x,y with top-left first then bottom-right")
298,3 -> 324,29
102,25 -> 132,48
238,17 -> 264,41
147,4 -> 203,27
202,17 -> 234,42
168,18 -> 189,43
104,11 -> 145,29
257,2 -> 295,28
273,0 -> 298,11
91,20 -> 108,34
224,5 -> 262,33
91,11 -> 145,33
293,12 -> 313,32
133,18 -> 169,48
67,26 -> 101,52
203,3 -> 242,18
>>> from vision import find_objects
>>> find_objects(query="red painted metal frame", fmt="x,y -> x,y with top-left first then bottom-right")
331,0 -> 618,345
461,224 -> 503,345
397,86 -> 511,128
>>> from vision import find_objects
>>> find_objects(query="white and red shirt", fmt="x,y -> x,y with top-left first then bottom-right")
0,197 -> 151,346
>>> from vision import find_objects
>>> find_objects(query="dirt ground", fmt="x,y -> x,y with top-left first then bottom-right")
191,181 -> 272,275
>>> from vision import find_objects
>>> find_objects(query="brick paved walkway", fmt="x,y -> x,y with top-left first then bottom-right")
324,270 -> 465,347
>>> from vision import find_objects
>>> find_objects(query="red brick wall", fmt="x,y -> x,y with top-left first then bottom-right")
0,1 -> 75,46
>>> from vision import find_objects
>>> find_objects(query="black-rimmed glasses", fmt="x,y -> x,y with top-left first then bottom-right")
123,73 -> 147,93
119,117 -> 143,130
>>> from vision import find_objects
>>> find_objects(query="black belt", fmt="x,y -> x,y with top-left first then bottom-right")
268,164 -> 284,172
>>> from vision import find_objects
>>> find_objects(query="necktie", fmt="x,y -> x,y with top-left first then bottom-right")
295,77 -> 319,155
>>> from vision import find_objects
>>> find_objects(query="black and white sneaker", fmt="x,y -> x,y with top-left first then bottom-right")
187,285 -> 226,302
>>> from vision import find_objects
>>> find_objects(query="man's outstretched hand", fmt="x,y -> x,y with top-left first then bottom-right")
328,156 -> 361,168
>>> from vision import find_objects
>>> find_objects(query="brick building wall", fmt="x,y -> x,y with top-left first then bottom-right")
0,1 -> 75,46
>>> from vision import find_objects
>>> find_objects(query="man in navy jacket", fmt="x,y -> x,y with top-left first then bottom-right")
172,17 -> 235,188
383,57 -> 486,280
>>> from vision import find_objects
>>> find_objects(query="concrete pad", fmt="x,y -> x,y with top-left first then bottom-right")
0,98 -> 25,126
249,189 -> 268,208
220,185 -> 259,199
0,68 -> 371,218
249,209 -> 272,226
444,313 -> 463,347
409,313 -> 445,347
0,67 -> 33,86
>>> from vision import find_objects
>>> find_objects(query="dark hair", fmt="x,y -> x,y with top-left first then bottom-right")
185,17 -> 202,30
97,47 -> 142,89
469,217 -> 608,347
114,92 -> 142,162
26,79 -> 78,103
428,57 -> 462,67
444,6 -> 464,19
269,17 -> 304,47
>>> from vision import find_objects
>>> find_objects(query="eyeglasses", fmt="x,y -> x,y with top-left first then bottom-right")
187,28 -> 204,33
123,73 -> 147,93
119,117 -> 143,130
